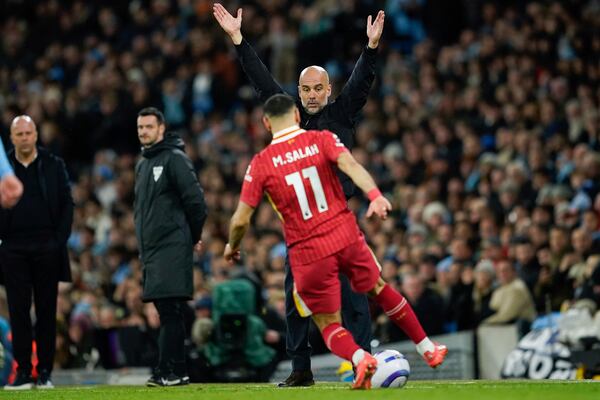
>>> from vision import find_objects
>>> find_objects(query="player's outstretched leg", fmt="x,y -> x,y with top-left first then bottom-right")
314,314 -> 377,389
369,278 -> 448,368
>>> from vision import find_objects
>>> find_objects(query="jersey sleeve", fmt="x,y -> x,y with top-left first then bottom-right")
0,139 -> 13,178
320,130 -> 350,162
240,155 -> 265,208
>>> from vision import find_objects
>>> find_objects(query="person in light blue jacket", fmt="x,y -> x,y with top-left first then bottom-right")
0,317 -> 13,387
0,140 -> 22,208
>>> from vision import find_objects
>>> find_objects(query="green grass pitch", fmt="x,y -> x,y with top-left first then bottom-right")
1,380 -> 600,400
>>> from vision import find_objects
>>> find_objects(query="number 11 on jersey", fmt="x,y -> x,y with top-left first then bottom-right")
285,166 -> 329,220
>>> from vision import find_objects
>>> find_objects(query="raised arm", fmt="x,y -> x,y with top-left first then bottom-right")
336,11 -> 385,120
213,3 -> 284,102
336,151 -> 391,219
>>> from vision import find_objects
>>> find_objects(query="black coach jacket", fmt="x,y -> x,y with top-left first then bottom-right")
0,147 -> 74,282
134,133 -> 206,301
235,39 -> 377,198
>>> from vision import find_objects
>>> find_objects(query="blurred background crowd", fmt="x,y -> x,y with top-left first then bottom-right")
0,0 -> 599,376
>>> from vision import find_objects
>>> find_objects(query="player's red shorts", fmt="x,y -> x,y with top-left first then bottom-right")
292,234 -> 381,316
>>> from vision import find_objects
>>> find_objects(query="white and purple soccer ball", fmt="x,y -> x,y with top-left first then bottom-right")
371,349 -> 410,388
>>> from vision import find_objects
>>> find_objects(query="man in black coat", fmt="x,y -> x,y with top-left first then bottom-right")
134,107 -> 207,387
0,115 -> 73,390
214,3 -> 385,386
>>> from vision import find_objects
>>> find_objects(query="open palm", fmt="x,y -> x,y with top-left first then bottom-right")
366,10 -> 385,47
213,3 -> 242,37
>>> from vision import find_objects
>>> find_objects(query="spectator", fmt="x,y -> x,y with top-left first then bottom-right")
471,260 -> 496,326
481,260 -> 536,328
513,236 -> 542,295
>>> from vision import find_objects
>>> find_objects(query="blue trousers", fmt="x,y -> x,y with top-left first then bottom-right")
284,256 -> 372,371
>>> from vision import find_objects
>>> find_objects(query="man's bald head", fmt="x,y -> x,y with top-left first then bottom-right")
10,115 -> 38,160
299,66 -> 330,85
298,66 -> 331,115
11,115 -> 36,131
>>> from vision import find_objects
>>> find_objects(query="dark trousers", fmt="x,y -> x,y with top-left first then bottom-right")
153,298 -> 187,376
0,246 -> 60,375
284,256 -> 371,371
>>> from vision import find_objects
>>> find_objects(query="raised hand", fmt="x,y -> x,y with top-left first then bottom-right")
0,174 -> 23,208
366,10 -> 385,49
366,195 -> 392,220
213,3 -> 243,45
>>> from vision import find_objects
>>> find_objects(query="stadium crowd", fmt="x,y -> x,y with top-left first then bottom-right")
0,0 -> 599,375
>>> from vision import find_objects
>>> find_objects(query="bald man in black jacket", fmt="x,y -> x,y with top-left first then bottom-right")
214,3 -> 385,386
0,115 -> 73,390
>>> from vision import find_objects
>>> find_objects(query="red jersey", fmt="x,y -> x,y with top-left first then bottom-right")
240,126 -> 361,266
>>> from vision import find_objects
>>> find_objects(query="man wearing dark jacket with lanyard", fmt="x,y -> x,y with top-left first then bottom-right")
134,107 -> 207,387
214,4 -> 385,387
0,115 -> 73,390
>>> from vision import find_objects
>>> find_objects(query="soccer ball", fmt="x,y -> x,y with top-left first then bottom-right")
371,349 -> 410,388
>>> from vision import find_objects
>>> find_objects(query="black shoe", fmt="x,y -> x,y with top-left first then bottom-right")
163,373 -> 189,386
37,370 -> 54,389
277,370 -> 315,387
146,373 -> 165,387
146,373 -> 189,387
4,372 -> 34,390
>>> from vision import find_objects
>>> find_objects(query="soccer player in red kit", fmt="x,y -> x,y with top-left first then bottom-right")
224,94 -> 447,389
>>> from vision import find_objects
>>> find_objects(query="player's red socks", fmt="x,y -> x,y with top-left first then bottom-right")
373,284 -> 426,344
321,322 -> 361,362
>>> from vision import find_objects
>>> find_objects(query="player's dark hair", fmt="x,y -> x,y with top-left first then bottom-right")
138,107 -> 165,125
263,94 -> 296,118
